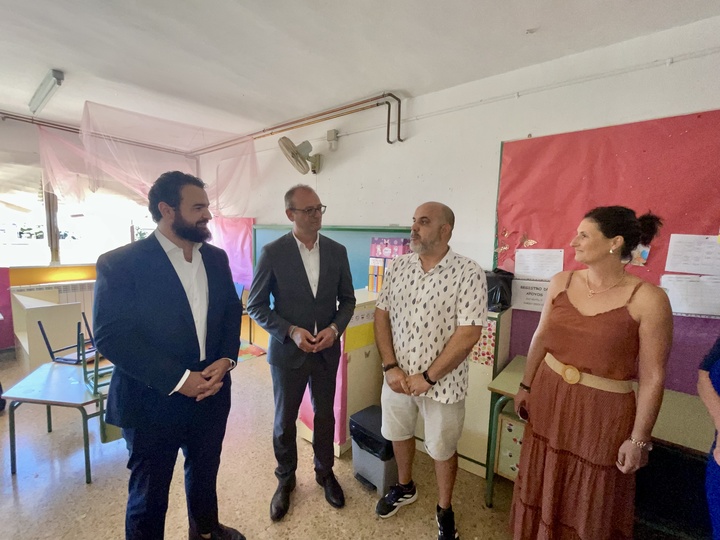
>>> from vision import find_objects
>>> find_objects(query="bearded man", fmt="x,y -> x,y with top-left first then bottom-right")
374,201 -> 487,540
94,171 -> 244,540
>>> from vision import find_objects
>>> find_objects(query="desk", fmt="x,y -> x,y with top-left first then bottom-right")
485,355 -> 526,507
1,363 -> 107,484
484,355 -> 716,507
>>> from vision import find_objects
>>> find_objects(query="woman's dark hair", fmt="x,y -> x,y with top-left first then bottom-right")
148,171 -> 205,222
584,206 -> 663,259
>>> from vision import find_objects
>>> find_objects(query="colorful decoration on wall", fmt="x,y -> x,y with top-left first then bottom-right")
469,318 -> 497,365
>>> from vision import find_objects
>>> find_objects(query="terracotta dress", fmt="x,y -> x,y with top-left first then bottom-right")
510,274 -> 644,540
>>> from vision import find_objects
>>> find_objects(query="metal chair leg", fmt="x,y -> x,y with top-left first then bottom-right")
485,394 -> 511,508
9,401 -> 21,475
79,407 -> 92,484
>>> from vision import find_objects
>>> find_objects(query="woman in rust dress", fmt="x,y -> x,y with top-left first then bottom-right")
510,206 -> 673,540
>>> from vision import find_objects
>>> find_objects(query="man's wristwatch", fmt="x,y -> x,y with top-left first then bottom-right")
225,357 -> 237,371
329,323 -> 340,339
382,362 -> 399,372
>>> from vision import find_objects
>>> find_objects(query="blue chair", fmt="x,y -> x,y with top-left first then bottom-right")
38,320 -> 97,365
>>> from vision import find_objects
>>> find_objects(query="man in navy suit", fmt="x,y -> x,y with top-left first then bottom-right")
94,171 -> 244,540
247,184 -> 355,522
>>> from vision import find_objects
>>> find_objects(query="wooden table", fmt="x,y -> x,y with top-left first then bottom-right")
1,362 -> 108,484
484,354 -> 715,508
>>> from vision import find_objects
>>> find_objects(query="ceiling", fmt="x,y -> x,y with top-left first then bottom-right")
2,0 -> 720,194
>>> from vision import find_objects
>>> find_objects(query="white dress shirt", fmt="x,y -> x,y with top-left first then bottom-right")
293,232 -> 320,333
155,230 -> 209,393
294,232 -> 320,297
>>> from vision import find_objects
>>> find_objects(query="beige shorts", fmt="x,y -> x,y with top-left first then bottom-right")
380,381 -> 466,461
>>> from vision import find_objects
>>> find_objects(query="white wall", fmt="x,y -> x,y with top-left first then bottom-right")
239,15 -> 720,269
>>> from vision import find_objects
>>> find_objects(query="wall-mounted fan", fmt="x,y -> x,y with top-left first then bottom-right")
279,136 -> 322,175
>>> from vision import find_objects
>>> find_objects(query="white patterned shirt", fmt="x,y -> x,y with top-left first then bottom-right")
376,248 -> 488,404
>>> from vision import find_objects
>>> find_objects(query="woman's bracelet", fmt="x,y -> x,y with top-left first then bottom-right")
628,437 -> 653,451
518,382 -> 531,393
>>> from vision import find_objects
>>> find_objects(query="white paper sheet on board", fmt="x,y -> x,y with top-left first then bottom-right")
511,279 -> 550,312
514,249 -> 564,280
660,274 -> 720,316
665,234 -> 720,276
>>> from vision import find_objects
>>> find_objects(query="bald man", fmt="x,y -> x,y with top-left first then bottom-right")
373,202 -> 488,540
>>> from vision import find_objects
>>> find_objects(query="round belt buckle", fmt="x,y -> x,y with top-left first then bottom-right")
562,365 -> 581,384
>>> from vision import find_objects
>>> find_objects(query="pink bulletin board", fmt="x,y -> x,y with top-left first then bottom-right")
496,109 -> 720,284
497,109 -> 720,395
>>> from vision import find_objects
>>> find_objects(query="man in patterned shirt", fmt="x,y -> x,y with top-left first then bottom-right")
374,202 -> 487,540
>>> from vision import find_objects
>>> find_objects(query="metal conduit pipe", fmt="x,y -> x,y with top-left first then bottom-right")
191,91 -> 405,154
0,90 -> 405,156
251,103 -> 385,141
0,110 -> 192,156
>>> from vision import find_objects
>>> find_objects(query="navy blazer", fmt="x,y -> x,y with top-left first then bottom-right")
93,232 -> 241,428
247,232 -> 355,369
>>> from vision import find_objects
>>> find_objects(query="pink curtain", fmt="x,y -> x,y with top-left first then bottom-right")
208,216 -> 254,288
38,127 -> 91,200
36,101 -> 260,283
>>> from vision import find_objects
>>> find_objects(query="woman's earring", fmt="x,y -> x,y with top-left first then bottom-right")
609,248 -> 614,254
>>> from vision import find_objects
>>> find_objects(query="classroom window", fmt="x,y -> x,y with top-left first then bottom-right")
57,186 -> 154,265
0,188 -> 51,267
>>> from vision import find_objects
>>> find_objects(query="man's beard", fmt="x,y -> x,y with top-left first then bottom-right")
410,236 -> 438,255
172,215 -> 211,243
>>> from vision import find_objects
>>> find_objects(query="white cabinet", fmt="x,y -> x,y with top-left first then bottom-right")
497,405 -> 525,481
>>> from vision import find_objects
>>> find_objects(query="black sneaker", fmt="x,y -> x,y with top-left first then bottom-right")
437,505 -> 459,540
375,481 -> 418,518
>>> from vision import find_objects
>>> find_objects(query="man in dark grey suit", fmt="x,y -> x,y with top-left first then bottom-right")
247,184 -> 355,522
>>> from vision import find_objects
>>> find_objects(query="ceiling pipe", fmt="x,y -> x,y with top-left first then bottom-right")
0,110 -> 192,156
1,110 -> 78,135
190,91 -> 405,155
0,90 -> 405,156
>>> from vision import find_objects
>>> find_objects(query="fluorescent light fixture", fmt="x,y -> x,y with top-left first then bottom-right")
28,69 -> 64,115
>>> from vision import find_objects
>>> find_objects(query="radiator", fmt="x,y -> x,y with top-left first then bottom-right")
11,280 -> 96,328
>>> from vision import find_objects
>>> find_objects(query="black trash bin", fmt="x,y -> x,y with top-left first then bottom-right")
349,405 -> 398,493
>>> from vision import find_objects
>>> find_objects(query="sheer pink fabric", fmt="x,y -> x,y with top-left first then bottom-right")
208,216 -> 254,288
38,127 -> 91,200
37,101 -> 259,279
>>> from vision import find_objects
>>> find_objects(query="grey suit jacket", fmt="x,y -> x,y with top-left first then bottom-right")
247,232 -> 356,369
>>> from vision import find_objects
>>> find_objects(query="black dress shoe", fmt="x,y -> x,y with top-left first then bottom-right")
316,473 -> 345,508
188,523 -> 245,540
270,477 -> 296,522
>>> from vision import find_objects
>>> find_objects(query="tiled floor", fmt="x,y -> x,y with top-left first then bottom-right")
0,352 -> 515,540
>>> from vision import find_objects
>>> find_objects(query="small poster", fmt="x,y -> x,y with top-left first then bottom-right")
665,234 -> 720,276
511,279 -> 550,312
514,249 -> 564,280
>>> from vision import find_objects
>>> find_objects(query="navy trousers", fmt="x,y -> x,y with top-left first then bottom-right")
708,443 -> 720,540
270,353 -> 338,485
122,385 -> 231,540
